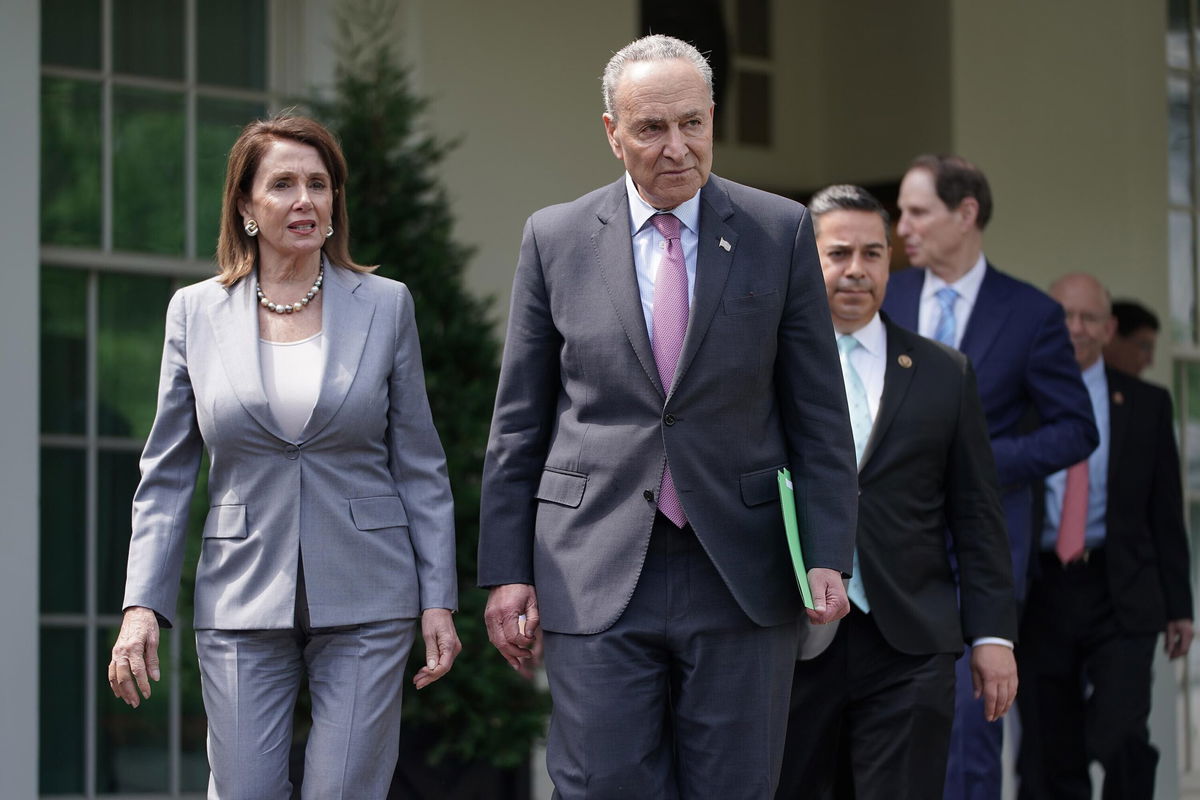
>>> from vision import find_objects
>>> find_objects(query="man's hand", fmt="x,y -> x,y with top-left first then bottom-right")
108,606 -> 161,708
970,644 -> 1017,722
484,583 -> 539,670
413,608 -> 462,690
805,568 -> 850,625
1166,619 -> 1194,660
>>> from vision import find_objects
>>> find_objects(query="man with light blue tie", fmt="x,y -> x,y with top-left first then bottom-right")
881,154 -> 1098,800
779,184 -> 1017,800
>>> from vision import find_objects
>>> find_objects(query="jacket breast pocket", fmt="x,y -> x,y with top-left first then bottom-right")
723,290 -> 779,316
202,504 -> 247,539
349,495 -> 409,531
740,465 -> 786,507
535,468 -> 587,508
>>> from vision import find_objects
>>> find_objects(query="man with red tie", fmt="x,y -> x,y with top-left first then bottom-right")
1016,273 -> 1194,799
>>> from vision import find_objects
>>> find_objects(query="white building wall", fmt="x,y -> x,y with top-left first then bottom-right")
1,0 -> 42,797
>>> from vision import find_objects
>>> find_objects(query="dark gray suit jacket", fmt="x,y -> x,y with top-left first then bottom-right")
478,175 -> 858,634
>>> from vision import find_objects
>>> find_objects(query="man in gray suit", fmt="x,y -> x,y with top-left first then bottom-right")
478,35 -> 858,798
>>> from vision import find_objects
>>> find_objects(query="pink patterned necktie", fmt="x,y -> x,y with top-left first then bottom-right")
650,213 -> 689,528
1056,461 -> 1089,564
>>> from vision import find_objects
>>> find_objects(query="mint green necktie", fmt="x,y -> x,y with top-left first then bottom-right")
837,334 -> 872,612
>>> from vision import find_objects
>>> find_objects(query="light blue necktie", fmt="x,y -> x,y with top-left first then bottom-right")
933,287 -> 959,347
837,335 -> 872,612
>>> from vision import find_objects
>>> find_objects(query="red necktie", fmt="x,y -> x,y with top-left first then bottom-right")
1055,461 -> 1089,564
650,213 -> 688,528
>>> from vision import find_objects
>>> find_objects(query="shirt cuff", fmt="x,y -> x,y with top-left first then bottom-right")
971,637 -> 1014,649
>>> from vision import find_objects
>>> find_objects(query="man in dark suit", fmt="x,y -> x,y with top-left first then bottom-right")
1103,299 -> 1160,378
881,154 -> 1098,800
1016,273 -> 1193,799
778,184 -> 1018,800
477,35 -> 858,798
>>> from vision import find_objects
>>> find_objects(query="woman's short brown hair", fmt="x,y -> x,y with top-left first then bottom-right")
215,112 -> 374,285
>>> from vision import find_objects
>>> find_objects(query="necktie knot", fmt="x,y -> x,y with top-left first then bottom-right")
935,287 -> 958,313
837,334 -> 860,358
650,212 -> 682,242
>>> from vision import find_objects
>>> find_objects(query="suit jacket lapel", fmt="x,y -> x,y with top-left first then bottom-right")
859,318 -> 916,469
593,180 -> 664,394
888,271 -> 921,332
207,275 -> 286,440
300,261 -> 375,441
673,178 -> 737,396
1105,368 -> 1129,507
959,264 -> 1013,366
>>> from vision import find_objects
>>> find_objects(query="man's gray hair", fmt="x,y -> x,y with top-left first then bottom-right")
602,34 -> 714,119
809,184 -> 892,244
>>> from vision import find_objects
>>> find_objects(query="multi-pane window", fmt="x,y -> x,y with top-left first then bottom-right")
38,0 -> 269,795
1169,0 -> 1200,788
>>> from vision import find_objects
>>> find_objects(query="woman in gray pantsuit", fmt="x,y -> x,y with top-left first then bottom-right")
107,114 -> 460,799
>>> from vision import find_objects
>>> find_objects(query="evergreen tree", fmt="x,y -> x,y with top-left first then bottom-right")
315,1 -> 550,769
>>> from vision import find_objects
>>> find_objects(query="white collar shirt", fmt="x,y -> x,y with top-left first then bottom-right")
839,313 -> 887,423
917,253 -> 988,347
625,172 -> 701,341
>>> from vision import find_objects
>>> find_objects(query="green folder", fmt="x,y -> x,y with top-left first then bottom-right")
777,468 -> 815,609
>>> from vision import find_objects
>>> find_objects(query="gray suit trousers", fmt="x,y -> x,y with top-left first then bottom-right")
542,514 -> 799,799
196,591 -> 416,800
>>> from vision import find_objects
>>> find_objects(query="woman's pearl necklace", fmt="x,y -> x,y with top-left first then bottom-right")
256,265 -> 324,314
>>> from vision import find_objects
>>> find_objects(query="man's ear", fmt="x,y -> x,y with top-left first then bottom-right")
603,114 -> 623,161
957,196 -> 980,230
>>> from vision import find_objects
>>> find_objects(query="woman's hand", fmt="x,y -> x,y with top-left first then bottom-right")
108,606 -> 161,708
413,608 -> 462,690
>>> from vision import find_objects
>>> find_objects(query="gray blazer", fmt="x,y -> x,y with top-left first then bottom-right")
123,262 -> 456,630
478,175 -> 858,635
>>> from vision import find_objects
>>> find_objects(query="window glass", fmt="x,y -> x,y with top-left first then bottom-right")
1173,75 -> 1193,207
42,0 -> 101,69
1187,367 -> 1200,494
96,627 -> 171,793
40,448 -> 87,615
112,0 -> 185,80
736,70 -> 771,146
97,450 -> 148,616
42,78 -> 102,248
736,0 -> 770,58
97,273 -> 175,439
197,97 -> 268,257
1171,210 -> 1196,344
1171,0 -> 1191,69
39,627 -> 86,794
113,87 -> 186,255
179,629 -> 209,790
198,0 -> 268,89
41,266 -> 88,435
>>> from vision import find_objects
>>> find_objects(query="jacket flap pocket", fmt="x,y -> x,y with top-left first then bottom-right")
535,468 -> 587,508
740,466 -> 785,507
723,290 -> 779,316
202,504 -> 247,539
349,495 -> 409,530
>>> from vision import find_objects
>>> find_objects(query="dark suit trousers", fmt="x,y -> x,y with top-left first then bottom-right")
1016,551 -> 1159,800
541,513 -> 799,800
776,607 -> 956,800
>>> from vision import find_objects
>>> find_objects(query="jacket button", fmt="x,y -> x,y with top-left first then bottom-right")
664,413 -> 676,426
285,444 -> 300,460
644,489 -> 655,502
